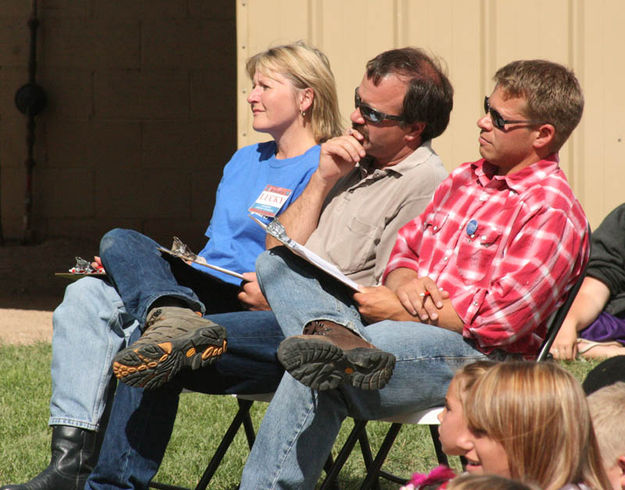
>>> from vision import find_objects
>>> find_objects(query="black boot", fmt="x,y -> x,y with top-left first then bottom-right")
1,425 -> 99,490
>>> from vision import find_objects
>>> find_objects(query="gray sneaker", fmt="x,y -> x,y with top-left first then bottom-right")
112,306 -> 227,390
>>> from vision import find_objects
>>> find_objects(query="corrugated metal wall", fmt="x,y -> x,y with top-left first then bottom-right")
236,0 -> 625,229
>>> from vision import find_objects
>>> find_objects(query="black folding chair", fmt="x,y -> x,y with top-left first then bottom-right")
148,392 -> 338,490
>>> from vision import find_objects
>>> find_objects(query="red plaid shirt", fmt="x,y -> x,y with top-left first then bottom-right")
383,156 -> 589,358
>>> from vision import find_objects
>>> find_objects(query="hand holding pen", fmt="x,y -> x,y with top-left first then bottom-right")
395,276 -> 449,322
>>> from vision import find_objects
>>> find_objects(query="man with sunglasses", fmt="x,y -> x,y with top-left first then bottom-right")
239,59 -> 590,489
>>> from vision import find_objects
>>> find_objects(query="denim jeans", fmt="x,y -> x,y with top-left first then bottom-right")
50,277 -> 139,430
85,310 -> 285,490
99,228 -> 243,323
239,248 -> 487,489
49,228 -> 243,431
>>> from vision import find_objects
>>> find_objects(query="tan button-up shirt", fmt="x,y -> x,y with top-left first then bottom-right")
305,141 -> 447,287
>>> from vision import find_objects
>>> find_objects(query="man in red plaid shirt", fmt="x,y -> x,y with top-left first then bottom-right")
240,59 -> 589,489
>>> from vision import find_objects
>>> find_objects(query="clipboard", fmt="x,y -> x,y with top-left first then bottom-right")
158,237 -> 245,280
251,216 -> 360,291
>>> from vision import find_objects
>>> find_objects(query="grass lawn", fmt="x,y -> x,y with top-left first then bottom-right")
0,343 -> 602,489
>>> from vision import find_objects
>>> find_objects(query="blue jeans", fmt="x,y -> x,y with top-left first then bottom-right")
100,228 -> 243,323
49,228 -> 243,431
85,310 -> 285,490
239,248 -> 487,489
50,277 -> 139,430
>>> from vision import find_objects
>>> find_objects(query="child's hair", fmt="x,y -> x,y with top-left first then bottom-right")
453,360 -> 496,404
587,381 -> 625,471
446,473 -> 540,490
464,361 -> 611,490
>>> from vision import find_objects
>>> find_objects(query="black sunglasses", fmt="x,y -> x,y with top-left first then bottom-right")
484,96 -> 545,130
354,88 -> 405,124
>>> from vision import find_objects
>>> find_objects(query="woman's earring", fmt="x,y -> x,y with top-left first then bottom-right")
301,110 -> 307,117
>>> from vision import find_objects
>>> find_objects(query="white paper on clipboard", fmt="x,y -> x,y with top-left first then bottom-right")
250,216 -> 360,291
158,237 -> 245,280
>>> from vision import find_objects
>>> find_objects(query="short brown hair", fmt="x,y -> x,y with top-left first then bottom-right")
587,381 -> 625,472
494,60 -> 584,152
365,47 -> 453,141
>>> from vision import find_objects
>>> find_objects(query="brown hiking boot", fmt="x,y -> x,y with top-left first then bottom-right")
277,320 -> 395,391
112,306 -> 227,390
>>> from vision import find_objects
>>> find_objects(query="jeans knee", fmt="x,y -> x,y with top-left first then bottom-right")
255,248 -> 288,286
54,277 -> 112,331
99,227 -> 133,258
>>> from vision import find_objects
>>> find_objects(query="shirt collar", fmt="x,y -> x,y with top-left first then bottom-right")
472,154 -> 560,193
358,140 -> 436,177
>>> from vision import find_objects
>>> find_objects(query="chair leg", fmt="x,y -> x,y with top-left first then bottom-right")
149,482 -> 189,490
360,423 -> 403,490
429,424 -> 449,466
241,401 -> 257,449
319,419 -> 369,489
194,399 -> 254,490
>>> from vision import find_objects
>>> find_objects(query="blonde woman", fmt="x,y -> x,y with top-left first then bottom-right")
463,362 -> 611,489
5,41 -> 342,490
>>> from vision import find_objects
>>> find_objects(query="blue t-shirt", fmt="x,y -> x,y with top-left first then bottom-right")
193,141 -> 319,285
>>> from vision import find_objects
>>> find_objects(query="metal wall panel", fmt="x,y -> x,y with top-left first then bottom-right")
237,0 -> 625,228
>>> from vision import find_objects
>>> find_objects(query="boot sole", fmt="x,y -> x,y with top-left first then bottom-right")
277,337 -> 395,391
113,324 -> 227,390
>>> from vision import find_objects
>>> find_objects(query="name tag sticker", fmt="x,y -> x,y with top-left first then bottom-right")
248,185 -> 293,219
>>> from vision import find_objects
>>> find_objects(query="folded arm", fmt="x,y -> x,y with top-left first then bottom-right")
355,267 -> 463,332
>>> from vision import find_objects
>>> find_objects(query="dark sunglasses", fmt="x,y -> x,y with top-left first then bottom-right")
354,88 -> 405,124
484,96 -> 545,130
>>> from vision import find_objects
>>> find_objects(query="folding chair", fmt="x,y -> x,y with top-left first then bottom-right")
149,392 -> 338,490
320,255 -> 589,490
148,393 -> 273,490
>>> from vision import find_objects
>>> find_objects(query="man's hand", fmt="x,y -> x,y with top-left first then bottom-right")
550,321 -> 579,360
316,130 -> 367,186
354,285 -> 415,323
266,129 -> 368,249
238,272 -> 270,311
394,276 -> 449,322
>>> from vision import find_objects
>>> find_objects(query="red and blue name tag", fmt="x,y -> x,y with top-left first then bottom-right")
249,185 -> 292,219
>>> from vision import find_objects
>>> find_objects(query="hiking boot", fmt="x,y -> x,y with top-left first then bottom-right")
277,320 -> 395,391
112,306 -> 227,390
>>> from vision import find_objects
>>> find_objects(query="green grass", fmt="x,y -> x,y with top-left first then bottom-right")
0,343 -> 602,489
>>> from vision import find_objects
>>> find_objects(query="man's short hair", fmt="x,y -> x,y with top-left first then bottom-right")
587,381 -> 625,470
365,47 -> 453,141
494,60 -> 584,152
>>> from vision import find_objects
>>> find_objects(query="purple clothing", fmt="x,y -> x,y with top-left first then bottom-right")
580,311 -> 625,345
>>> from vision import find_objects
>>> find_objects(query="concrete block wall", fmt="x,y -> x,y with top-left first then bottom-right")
0,0 -> 236,251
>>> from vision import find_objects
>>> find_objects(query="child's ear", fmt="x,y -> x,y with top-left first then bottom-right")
617,454 -> 625,488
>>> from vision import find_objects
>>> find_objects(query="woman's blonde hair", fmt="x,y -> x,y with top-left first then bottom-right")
464,361 -> 611,490
246,41 -> 343,143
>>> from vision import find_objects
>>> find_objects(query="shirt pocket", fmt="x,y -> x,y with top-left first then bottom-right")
423,211 -> 448,235
456,225 -> 502,283
326,217 -> 380,274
